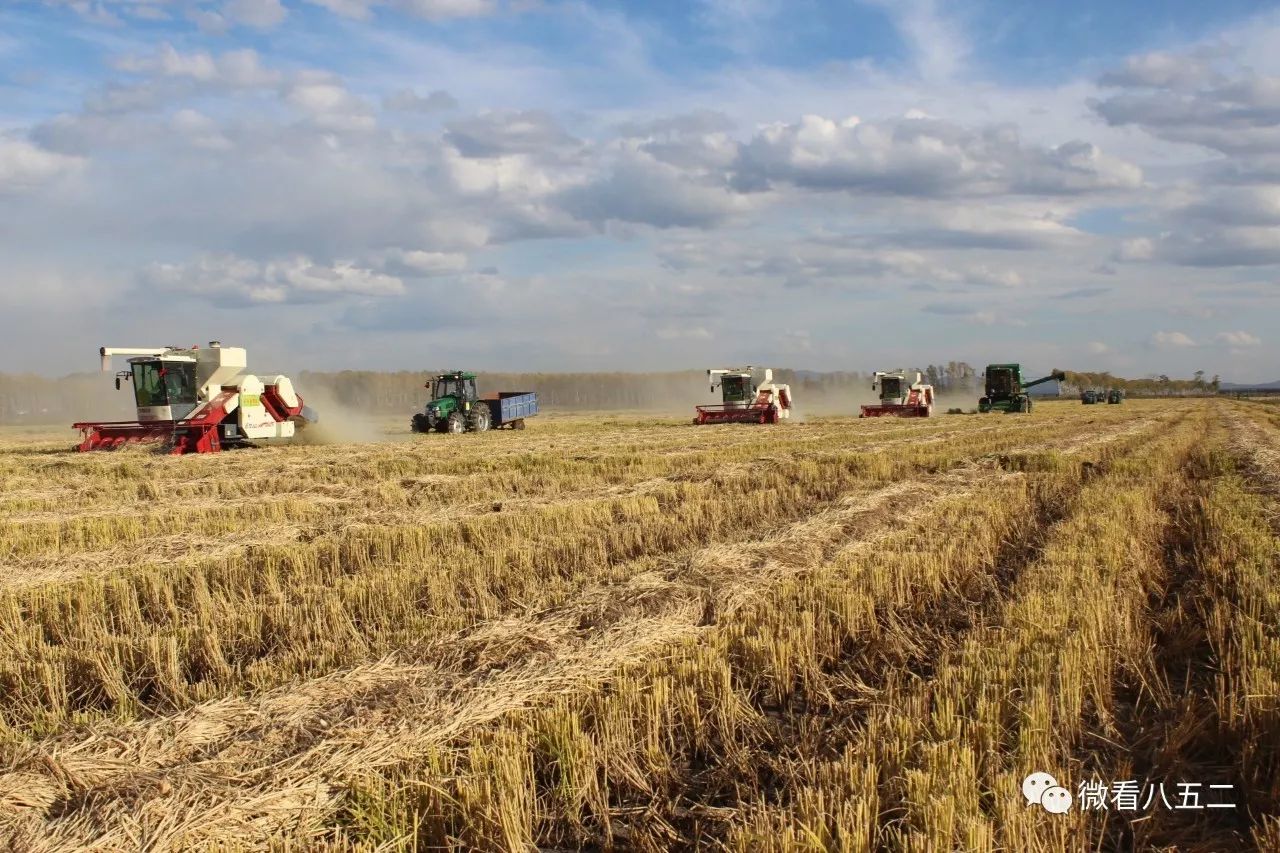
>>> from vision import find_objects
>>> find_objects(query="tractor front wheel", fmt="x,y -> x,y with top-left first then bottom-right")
446,411 -> 466,433
411,413 -> 431,433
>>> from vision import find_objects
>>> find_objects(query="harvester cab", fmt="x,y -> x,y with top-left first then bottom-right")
860,370 -> 935,418
694,366 -> 793,424
977,365 -> 1066,413
74,343 -> 317,453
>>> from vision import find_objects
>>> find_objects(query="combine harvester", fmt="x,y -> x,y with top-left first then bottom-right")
860,369 -> 935,418
693,366 -> 793,424
977,364 -> 1066,413
73,342 -> 317,454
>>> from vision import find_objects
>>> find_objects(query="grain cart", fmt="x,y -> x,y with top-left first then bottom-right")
977,365 -> 1066,413
860,369 -> 935,418
1107,388 -> 1124,404
694,366 -> 793,424
73,342 -> 317,454
412,371 -> 538,433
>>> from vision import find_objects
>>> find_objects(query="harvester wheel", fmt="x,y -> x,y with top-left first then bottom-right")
1025,397 -> 1034,413
468,405 -> 491,433
446,411 -> 466,433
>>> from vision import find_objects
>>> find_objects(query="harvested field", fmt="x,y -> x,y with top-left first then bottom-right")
0,399 -> 1276,851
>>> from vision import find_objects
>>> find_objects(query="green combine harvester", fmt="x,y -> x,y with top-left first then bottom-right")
977,364 -> 1066,413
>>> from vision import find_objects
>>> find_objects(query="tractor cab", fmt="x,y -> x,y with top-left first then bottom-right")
431,372 -> 478,404
122,356 -> 199,422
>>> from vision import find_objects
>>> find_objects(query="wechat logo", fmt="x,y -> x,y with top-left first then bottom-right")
1023,771 -> 1073,814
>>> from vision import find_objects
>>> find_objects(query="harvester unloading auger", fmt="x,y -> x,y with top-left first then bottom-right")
73,342 -> 317,454
693,366 -> 793,424
860,370 -> 934,418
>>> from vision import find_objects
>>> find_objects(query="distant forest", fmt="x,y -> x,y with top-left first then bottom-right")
0,363 -> 1226,424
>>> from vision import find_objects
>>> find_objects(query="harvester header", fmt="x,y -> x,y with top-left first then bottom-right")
694,366 -> 793,424
73,341 -> 317,454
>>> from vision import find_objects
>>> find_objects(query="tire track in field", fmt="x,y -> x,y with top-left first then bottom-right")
0,414 -> 1171,850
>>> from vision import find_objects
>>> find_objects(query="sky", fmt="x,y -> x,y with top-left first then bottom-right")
1,0 -> 1279,381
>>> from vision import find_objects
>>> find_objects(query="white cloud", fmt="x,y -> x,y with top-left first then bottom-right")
1087,341 -> 1110,354
0,138 -> 83,192
116,44 -> 281,89
1149,330 -> 1198,348
384,89 -> 459,113
302,0 -> 497,19
731,114 -> 1141,198
223,0 -> 288,29
862,0 -> 970,82
143,254 -> 405,304
1114,237 -> 1154,261
1214,330 -> 1261,347
377,248 -> 469,276
654,325 -> 712,340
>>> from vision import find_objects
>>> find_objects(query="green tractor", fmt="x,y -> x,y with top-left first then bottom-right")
977,364 -> 1066,413
411,371 -> 491,433
1107,388 -> 1124,404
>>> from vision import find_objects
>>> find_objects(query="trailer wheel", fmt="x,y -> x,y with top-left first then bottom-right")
513,419 -> 526,430
446,411 -> 466,433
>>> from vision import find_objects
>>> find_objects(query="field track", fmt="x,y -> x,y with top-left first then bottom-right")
0,399 -> 1276,851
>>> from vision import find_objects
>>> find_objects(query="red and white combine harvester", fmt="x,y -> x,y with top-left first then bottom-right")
859,369 -> 935,418
694,366 -> 793,425
73,342 -> 318,454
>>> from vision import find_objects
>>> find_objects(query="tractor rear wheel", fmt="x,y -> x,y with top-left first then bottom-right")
468,404 -> 491,432
446,411 -> 466,433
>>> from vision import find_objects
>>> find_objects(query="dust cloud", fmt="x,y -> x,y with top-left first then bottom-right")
294,387 -> 408,446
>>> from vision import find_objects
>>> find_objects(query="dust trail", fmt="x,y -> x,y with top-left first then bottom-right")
293,387 -> 405,446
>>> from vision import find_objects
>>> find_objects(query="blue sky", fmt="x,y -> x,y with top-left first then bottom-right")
1,0 -> 1279,380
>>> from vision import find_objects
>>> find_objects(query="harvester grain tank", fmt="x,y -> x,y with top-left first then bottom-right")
1107,388 -> 1124,404
977,365 -> 1066,413
411,371 -> 538,433
693,366 -> 793,424
860,370 -> 935,418
73,342 -> 317,453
